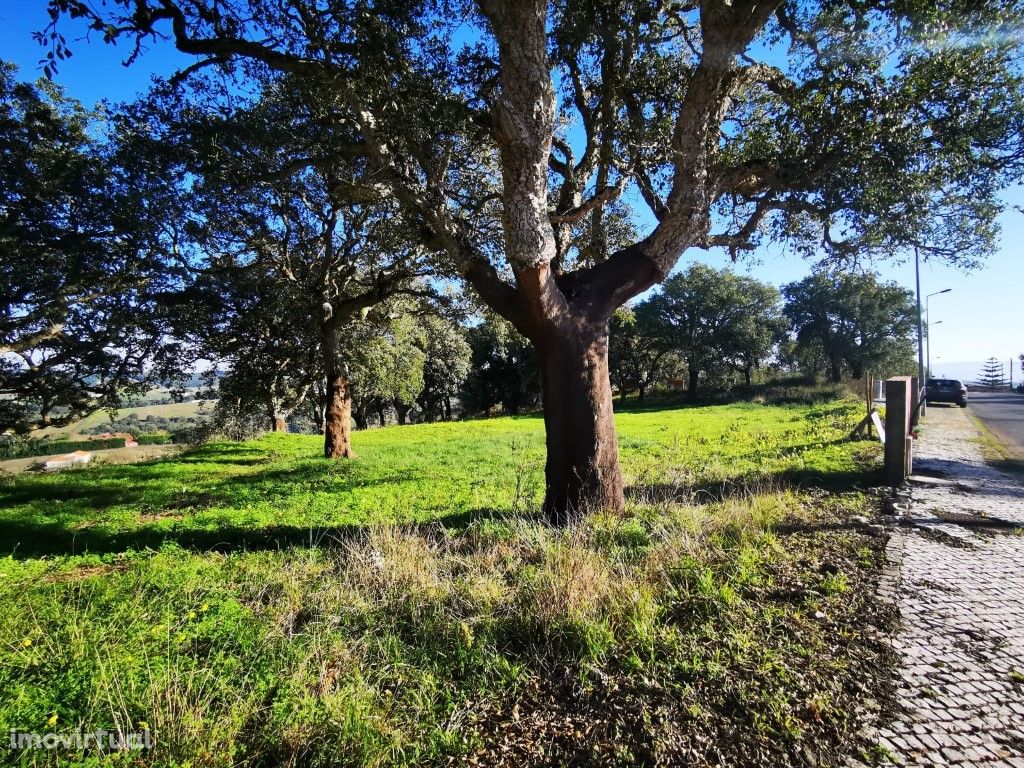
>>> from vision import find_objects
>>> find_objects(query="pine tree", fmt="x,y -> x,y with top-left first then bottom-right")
975,358 -> 1008,391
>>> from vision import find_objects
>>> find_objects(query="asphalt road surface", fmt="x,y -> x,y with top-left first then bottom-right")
966,390 -> 1024,459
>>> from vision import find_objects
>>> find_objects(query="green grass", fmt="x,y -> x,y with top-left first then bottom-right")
0,400 -> 876,555
0,399 -> 890,766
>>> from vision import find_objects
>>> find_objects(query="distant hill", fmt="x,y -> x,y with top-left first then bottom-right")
36,400 -> 213,439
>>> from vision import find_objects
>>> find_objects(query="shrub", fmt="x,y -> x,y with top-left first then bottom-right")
136,433 -> 171,445
170,422 -> 218,448
0,435 -> 42,460
0,436 -> 127,459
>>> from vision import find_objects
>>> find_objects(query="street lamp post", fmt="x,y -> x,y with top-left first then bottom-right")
915,248 -> 925,422
927,320 -> 943,379
925,288 -> 952,381
914,243 -> 951,423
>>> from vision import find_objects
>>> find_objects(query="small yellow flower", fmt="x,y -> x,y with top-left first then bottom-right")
187,611 -> 197,620
199,603 -> 209,613
138,721 -> 148,730
21,638 -> 32,648
46,713 -> 58,727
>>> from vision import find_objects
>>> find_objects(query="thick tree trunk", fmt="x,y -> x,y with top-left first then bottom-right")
506,386 -> 520,415
829,356 -> 842,383
443,396 -> 452,421
267,395 -> 288,432
395,402 -> 410,425
537,328 -> 624,524
744,365 -> 752,387
353,406 -> 369,431
324,371 -> 355,458
687,364 -> 700,402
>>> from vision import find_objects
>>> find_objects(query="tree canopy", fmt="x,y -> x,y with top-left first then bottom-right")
38,0 -> 1024,518
137,78 -> 435,455
0,64 -> 172,433
608,305 -> 680,400
783,272 -> 917,382
643,264 -> 785,399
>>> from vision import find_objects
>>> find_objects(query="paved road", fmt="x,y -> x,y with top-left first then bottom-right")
968,391 -> 1024,458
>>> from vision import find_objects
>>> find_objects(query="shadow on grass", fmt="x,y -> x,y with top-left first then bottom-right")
0,506 -> 511,559
626,463 -> 884,505
614,395 -> 709,414
0,481 -> 151,511
0,450 -> 424,519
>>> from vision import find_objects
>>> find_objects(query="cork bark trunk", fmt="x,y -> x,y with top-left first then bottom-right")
323,369 -> 354,458
537,325 -> 624,523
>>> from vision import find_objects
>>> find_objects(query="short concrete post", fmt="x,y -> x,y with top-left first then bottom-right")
885,377 -> 912,486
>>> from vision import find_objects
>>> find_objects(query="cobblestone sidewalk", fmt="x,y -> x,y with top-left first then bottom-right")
878,405 -> 1024,766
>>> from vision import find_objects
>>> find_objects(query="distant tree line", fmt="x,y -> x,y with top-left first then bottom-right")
82,414 -> 203,438
609,265 -> 917,402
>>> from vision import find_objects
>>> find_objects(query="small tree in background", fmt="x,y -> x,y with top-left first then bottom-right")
643,265 -> 785,401
783,273 -> 916,383
463,315 -> 541,417
975,358 -> 1008,391
609,306 -> 681,401
344,310 -> 426,430
145,81 -> 432,458
415,316 -> 472,423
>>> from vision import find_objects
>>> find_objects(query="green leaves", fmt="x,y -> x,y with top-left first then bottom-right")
782,271 -> 916,381
640,265 -> 786,393
0,65 -> 169,432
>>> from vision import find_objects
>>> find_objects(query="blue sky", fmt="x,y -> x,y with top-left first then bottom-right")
2,1 -> 1021,378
